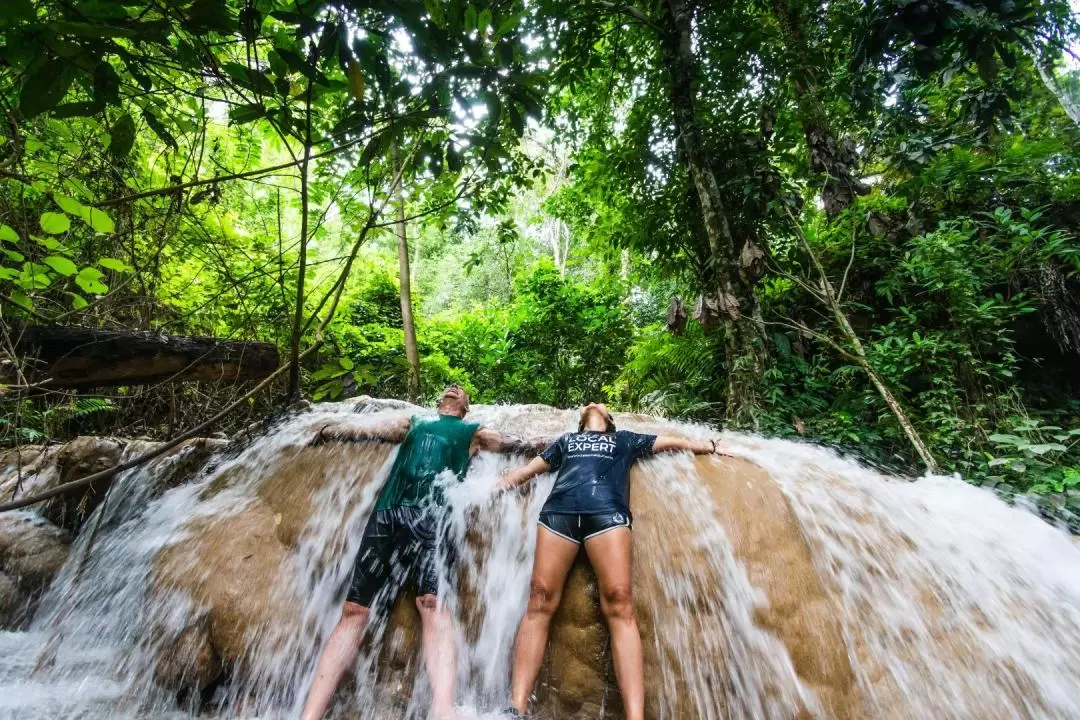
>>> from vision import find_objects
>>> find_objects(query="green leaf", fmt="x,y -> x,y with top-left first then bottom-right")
66,291 -> 88,310
98,257 -> 130,272
143,110 -> 178,150
0,267 -> 19,280
229,104 -> 266,125
495,13 -> 519,36
988,433 -> 1024,446
79,207 -> 115,233
347,61 -> 365,100
40,212 -> 71,235
43,256 -> 77,276
0,224 -> 18,243
8,291 -> 32,310
465,5 -> 477,32
1024,443 -> 1068,456
75,267 -> 108,294
109,114 -> 136,157
19,263 -> 52,289
19,62 -> 75,118
340,357 -> 355,370
2,249 -> 24,262
53,195 -> 85,215
187,0 -> 234,32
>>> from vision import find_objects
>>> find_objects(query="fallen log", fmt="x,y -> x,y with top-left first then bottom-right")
9,325 -> 279,389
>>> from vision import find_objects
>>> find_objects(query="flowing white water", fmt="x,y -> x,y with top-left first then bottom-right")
1,401 -> 1079,719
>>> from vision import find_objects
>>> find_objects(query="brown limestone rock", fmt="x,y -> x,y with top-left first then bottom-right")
44,436 -> 126,530
697,456 -> 862,718
155,503 -> 292,667
0,571 -> 22,627
154,621 -> 223,693
0,512 -> 71,627
256,443 -> 393,549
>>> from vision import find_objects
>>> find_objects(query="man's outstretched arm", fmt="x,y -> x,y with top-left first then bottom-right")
472,428 -> 554,457
310,417 -> 411,446
497,456 -> 551,492
652,435 -> 733,456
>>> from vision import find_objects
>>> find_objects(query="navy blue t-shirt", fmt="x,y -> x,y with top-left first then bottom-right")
539,430 -> 657,516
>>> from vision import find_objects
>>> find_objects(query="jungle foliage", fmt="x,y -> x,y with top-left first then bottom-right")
1,0 -> 1079,498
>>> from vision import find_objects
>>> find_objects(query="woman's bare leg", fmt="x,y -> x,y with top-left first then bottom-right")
584,528 -> 643,720
509,527 -> 579,714
301,601 -> 370,720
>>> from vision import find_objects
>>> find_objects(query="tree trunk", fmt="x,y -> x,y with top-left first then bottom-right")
393,145 -> 421,402
9,325 -> 279,389
791,215 -> 939,473
286,76 -> 315,401
660,0 -> 767,425
770,0 -> 867,215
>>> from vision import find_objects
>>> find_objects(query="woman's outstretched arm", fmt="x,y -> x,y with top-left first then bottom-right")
652,436 -> 733,456
497,456 -> 551,492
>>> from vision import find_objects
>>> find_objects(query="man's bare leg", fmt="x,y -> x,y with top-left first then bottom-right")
301,601 -> 371,720
584,528 -> 643,720
509,527 -> 579,714
417,593 -> 458,719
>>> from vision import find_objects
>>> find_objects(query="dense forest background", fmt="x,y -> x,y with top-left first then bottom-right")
1,0 -> 1079,497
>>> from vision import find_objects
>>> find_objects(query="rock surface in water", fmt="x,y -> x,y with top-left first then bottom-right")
0,512 -> 71,628
151,414 -> 865,719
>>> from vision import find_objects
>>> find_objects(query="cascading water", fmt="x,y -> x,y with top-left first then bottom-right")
2,400 -> 1080,719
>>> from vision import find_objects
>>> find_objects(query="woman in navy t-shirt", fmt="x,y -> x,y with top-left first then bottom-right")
497,402 -> 730,720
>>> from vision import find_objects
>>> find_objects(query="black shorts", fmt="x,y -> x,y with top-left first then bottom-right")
537,511 -> 632,545
346,506 -> 454,608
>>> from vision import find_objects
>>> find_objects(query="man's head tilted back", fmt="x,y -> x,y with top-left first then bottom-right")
436,384 -> 470,418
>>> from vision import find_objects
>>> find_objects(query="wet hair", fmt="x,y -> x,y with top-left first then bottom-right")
578,407 -> 616,433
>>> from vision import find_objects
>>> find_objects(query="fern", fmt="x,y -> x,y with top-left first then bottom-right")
73,398 -> 115,418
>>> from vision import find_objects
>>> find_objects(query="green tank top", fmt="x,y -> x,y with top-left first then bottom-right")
373,414 -> 480,511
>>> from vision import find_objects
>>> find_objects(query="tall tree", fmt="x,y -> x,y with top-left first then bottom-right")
393,145 -> 421,401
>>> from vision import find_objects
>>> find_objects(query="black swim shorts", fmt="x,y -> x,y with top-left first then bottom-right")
537,511 -> 632,545
346,506 -> 454,608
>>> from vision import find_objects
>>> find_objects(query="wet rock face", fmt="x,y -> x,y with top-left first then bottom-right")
46,436 -> 126,531
0,512 -> 71,628
150,428 -> 863,718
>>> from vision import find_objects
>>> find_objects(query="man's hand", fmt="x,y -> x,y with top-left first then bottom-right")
473,429 -> 554,457
709,439 -> 734,457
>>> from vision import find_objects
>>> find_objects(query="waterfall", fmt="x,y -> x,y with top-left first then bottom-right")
2,400 -> 1080,719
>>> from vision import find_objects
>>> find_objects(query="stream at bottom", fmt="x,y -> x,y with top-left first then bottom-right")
2,400 -> 1080,719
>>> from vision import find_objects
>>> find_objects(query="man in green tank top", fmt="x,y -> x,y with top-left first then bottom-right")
301,385 -> 539,720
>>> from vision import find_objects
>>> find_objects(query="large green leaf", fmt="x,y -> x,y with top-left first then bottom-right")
75,266 -> 108,294
53,195 -> 85,215
98,257 -> 131,272
40,212 -> 71,235
187,0 -> 234,33
43,255 -> 77,276
19,62 -> 75,118
0,224 -> 18,243
229,104 -> 266,125
80,207 -> 115,233
19,263 -> 53,289
109,113 -> 136,157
